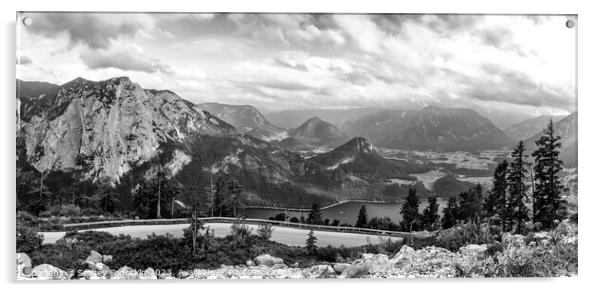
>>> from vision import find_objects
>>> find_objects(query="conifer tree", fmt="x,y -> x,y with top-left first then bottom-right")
532,120 -> 567,228
225,179 -> 244,217
507,141 -> 531,233
458,184 -> 484,223
307,201 -> 322,225
305,230 -> 318,254
422,195 -> 440,231
400,187 -> 421,231
485,160 -> 510,230
355,205 -> 368,228
441,196 -> 459,229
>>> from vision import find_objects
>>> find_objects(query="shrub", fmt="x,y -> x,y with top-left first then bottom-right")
229,220 -> 253,239
432,223 -> 495,252
486,242 -> 504,256
16,225 -> 44,253
316,245 -> 339,262
41,204 -> 82,217
257,222 -> 274,241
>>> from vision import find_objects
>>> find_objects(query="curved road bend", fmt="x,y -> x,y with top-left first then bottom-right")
41,223 -> 401,247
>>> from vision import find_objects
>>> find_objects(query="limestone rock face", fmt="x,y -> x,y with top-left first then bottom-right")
18,77 -> 236,183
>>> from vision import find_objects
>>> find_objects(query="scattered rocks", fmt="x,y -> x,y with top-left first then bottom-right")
80,270 -> 102,280
246,259 -> 256,267
391,245 -> 415,264
139,267 -> 157,280
85,250 -> 113,264
16,253 -> 32,277
253,254 -> 284,267
459,244 -> 488,257
112,266 -> 140,280
332,263 -> 351,274
339,253 -> 392,278
31,264 -> 69,280
303,264 -> 336,279
272,263 -> 288,269
85,251 -> 103,263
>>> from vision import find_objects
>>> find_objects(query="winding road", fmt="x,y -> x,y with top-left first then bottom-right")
41,223 -> 402,247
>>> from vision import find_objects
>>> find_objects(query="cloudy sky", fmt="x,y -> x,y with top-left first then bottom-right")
17,13 -> 576,126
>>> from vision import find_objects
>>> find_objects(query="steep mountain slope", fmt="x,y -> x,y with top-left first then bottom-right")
17,77 -> 238,182
505,115 -> 567,142
307,137 -> 412,180
342,106 -> 512,152
17,79 -> 60,98
265,108 -> 385,129
432,175 -> 476,198
340,109 -> 417,142
524,112 -> 577,168
196,103 -> 286,141
279,117 -> 348,150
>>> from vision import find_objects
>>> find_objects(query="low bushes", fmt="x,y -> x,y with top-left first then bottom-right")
16,226 -> 44,253
22,221 -> 578,278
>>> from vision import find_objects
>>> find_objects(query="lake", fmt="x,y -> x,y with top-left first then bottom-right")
244,199 -> 449,225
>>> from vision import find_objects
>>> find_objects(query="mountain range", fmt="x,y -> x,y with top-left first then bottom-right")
341,106 -> 513,152
16,77 -> 333,208
264,108 -> 385,129
17,79 -> 60,98
15,76 -> 577,209
15,77 -> 423,208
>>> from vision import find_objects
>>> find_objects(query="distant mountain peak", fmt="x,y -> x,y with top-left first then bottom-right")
308,136 -> 409,180
337,137 -> 375,154
286,116 -> 348,148
196,102 -> 285,141
306,116 -> 323,123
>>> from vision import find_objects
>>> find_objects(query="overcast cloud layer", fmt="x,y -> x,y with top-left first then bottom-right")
17,13 -> 577,126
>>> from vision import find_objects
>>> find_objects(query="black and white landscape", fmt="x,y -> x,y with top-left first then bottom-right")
16,13 -> 577,280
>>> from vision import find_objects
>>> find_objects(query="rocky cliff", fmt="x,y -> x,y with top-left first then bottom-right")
18,77 -> 236,183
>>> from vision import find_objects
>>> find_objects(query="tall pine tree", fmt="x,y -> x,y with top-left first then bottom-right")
422,195 -> 440,231
400,187 -> 421,231
532,120 -> 567,228
507,141 -> 531,233
355,205 -> 368,228
458,184 -> 484,223
485,160 -> 510,231
441,196 -> 459,229
307,201 -> 322,225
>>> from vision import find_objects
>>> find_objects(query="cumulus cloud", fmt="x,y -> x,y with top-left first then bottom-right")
24,12 -> 155,49
19,13 -> 576,122
80,44 -> 172,74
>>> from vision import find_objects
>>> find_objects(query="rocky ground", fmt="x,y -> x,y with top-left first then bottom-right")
16,226 -> 578,280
